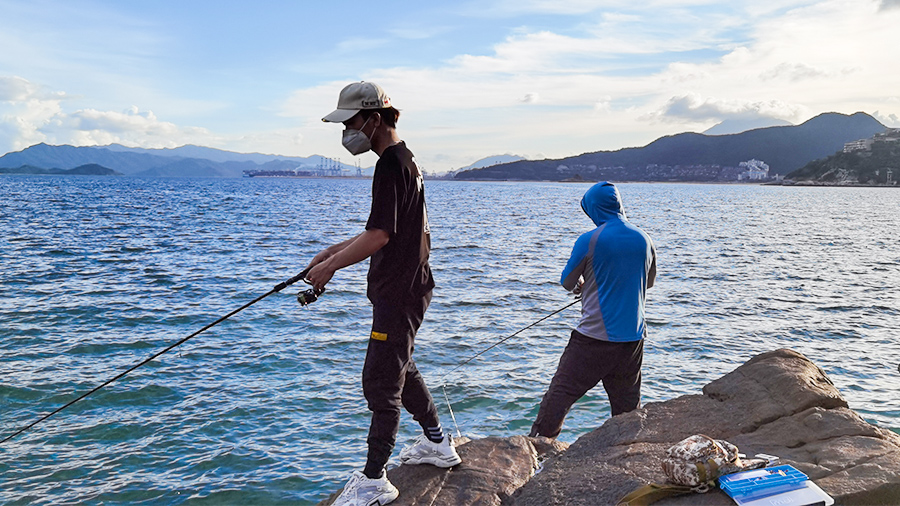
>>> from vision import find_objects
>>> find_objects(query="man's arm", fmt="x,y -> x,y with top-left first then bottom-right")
561,234 -> 589,292
647,246 -> 657,289
306,228 -> 390,291
306,233 -> 361,268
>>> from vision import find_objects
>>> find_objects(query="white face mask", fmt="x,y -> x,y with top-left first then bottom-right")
341,116 -> 373,155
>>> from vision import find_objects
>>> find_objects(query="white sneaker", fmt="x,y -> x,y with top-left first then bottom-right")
333,470 -> 399,506
399,434 -> 462,467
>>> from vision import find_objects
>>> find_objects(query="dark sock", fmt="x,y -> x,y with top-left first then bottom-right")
362,466 -> 383,480
425,424 -> 444,443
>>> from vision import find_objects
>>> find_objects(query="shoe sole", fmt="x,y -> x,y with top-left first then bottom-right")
399,454 -> 462,468
366,490 -> 399,506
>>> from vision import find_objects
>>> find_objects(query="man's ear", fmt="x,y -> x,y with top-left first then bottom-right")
370,111 -> 382,128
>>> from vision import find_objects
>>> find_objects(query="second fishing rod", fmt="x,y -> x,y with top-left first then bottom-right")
436,295 -> 582,438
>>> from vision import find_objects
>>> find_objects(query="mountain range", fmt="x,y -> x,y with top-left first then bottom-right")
0,112 -> 889,182
456,112 -> 887,181
0,143 -> 367,178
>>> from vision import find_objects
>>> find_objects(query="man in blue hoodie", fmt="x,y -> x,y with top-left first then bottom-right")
529,181 -> 657,439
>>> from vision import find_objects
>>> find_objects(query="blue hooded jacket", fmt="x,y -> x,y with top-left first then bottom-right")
561,182 -> 656,342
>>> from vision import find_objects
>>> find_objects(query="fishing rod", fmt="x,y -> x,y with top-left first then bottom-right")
438,296 -> 581,436
0,269 -> 320,446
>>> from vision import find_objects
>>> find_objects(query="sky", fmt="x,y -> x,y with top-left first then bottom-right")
1,0 -> 899,173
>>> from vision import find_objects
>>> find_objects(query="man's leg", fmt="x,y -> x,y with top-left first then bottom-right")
529,330 -> 607,439
362,301 -> 417,479
389,293 -> 461,467
395,293 -> 442,435
400,359 -> 441,435
600,339 -> 643,416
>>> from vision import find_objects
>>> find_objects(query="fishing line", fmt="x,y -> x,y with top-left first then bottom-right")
438,296 -> 581,437
0,269 -> 314,446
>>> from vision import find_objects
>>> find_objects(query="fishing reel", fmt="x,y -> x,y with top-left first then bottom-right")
297,287 -> 324,306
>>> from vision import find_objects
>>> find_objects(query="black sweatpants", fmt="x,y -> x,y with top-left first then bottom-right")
362,292 -> 440,477
529,330 -> 643,439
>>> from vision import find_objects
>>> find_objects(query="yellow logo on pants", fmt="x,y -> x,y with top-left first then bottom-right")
370,331 -> 388,341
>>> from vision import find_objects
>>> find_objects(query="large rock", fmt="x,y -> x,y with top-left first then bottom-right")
317,435 -> 568,506
318,349 -> 900,505
510,349 -> 900,505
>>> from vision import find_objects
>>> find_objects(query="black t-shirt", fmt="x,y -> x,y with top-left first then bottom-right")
365,141 -> 435,303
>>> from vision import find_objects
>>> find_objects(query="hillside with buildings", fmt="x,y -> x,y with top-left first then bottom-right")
787,128 -> 900,185
455,112 -> 886,182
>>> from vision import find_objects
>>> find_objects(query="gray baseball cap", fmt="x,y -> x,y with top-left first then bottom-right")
322,81 -> 393,123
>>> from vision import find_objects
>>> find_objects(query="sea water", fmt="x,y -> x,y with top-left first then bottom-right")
1,176 -> 898,505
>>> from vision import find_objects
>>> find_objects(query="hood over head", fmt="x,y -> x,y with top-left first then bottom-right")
581,181 -> 627,226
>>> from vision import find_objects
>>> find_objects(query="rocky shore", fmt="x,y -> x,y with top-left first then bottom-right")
319,349 -> 900,505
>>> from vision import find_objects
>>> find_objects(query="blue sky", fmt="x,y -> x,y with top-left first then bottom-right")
1,0 -> 899,172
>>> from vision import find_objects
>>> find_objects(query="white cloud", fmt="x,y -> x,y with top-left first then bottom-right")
594,95 -> 613,112
647,93 -> 805,123
0,76 -> 38,101
0,75 -> 220,153
873,111 -> 900,126
56,107 -> 215,148
276,1 -> 900,171
4,1 -> 899,173
0,76 -> 67,151
760,62 -> 832,82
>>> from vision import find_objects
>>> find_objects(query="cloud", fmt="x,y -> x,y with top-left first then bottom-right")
69,107 -> 175,135
644,93 -> 804,123
594,95 -> 613,112
760,62 -> 831,82
0,75 -> 69,104
873,110 -> 900,126
278,1 -> 900,171
5,1 -> 899,173
0,75 -> 217,153
0,76 -> 68,151
55,106 -> 215,148
0,76 -> 37,101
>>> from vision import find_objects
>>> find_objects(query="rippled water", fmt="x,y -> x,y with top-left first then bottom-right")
2,176 -> 898,504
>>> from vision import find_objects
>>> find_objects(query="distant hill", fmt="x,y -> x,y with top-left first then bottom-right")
0,143 -> 365,178
456,112 -> 887,181
0,163 -> 121,176
457,154 -> 524,171
703,118 -> 792,135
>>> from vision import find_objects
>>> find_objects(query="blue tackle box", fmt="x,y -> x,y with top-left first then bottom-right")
719,465 -> 809,502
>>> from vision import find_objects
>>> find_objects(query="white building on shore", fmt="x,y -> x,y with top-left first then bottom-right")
738,159 -> 769,180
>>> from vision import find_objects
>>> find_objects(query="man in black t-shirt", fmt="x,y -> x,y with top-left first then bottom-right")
307,82 -> 461,506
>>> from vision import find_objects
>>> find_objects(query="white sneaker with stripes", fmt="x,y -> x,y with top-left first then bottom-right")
399,434 -> 462,467
333,470 -> 399,506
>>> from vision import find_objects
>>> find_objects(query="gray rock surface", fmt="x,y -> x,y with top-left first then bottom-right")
511,348 -> 900,505
319,349 -> 900,505
317,435 -> 568,506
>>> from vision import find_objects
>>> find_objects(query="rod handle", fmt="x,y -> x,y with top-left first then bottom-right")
274,267 -> 311,292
